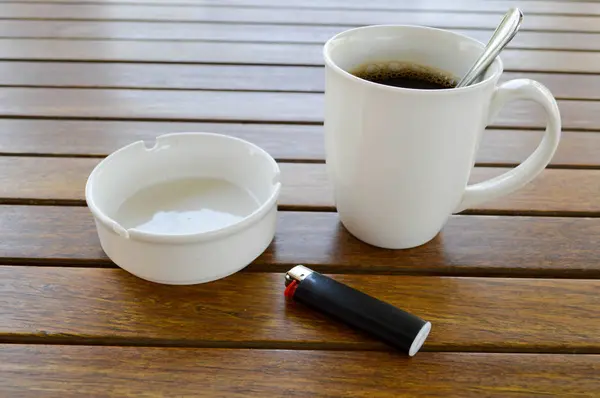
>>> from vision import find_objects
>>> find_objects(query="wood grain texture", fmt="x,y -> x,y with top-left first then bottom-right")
5,0 -> 600,16
0,1 -> 595,394
0,120 -> 325,159
4,21 -> 600,51
477,129 -> 600,167
0,88 -> 597,131
278,164 -> 600,215
1,157 -> 598,215
0,120 -> 598,168
2,4 -> 600,33
1,61 -> 598,101
1,267 -> 599,352
3,205 -> 600,278
2,346 -> 599,398
1,40 -> 600,74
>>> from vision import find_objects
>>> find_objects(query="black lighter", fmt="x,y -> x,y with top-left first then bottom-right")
284,265 -> 431,356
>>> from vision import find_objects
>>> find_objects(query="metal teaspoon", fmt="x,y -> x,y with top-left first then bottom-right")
455,7 -> 524,88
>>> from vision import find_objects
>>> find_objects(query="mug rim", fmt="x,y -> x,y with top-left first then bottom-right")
323,24 -> 504,94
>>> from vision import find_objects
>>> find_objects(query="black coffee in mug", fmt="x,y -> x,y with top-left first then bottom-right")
351,61 -> 457,90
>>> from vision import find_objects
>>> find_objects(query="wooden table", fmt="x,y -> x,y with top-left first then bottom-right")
1,0 -> 599,396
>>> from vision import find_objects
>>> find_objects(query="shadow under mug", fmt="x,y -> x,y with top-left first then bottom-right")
323,25 -> 561,249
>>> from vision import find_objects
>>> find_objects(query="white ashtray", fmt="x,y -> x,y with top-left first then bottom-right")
85,132 -> 281,285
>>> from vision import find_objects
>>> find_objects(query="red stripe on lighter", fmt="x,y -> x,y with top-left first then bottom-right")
284,280 -> 299,299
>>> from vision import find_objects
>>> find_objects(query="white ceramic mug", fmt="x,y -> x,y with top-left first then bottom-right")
323,25 -> 561,249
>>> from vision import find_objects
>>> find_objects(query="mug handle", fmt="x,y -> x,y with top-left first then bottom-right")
454,79 -> 561,213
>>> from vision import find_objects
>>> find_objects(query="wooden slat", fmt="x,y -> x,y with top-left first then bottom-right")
0,120 -> 598,167
0,158 -> 598,214
0,62 -> 597,101
0,120 -> 325,159
3,206 -> 600,277
279,164 -> 600,215
0,88 -> 597,131
1,267 -> 599,352
477,129 -> 600,167
1,4 -> 599,33
2,346 -> 599,398
1,40 -> 600,74
0,62 -> 327,92
471,167 -> 600,214
4,0 -> 600,16
3,21 -> 600,51
0,87 -> 323,123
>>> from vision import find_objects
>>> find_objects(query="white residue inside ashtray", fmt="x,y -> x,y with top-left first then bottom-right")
114,177 -> 259,235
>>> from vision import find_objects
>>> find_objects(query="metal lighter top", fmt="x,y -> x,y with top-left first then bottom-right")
285,265 -> 431,357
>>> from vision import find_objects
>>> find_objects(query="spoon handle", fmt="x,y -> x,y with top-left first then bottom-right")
456,8 -> 523,88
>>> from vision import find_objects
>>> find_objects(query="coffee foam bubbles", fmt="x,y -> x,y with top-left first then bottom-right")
352,61 -> 457,88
